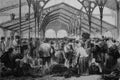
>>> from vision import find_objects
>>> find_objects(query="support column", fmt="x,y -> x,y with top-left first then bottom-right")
117,7 -> 119,38
118,9 -> 120,38
3,29 -> 7,38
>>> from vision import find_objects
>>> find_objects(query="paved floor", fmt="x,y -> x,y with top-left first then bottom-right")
0,75 -> 102,80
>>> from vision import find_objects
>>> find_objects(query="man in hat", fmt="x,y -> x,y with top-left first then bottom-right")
5,37 -> 11,51
0,37 -> 5,57
13,35 -> 20,47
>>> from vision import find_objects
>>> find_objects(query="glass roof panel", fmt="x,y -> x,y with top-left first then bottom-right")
0,0 -> 117,28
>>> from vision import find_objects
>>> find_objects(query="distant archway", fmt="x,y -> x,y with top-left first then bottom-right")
0,28 -> 4,37
103,31 -> 113,38
45,29 -> 56,38
57,30 -> 68,38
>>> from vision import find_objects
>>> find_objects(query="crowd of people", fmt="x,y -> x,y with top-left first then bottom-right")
0,33 -> 120,79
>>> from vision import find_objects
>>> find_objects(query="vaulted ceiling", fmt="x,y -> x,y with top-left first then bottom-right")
0,0 -> 118,34
40,3 -> 117,33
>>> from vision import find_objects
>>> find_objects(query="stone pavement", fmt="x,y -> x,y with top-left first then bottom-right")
53,75 -> 102,80
0,75 -> 102,80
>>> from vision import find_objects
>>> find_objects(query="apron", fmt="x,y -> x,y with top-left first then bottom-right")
75,46 -> 89,74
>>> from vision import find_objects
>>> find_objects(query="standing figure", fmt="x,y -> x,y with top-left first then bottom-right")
0,37 -> 5,57
39,41 -> 52,69
64,41 -> 75,68
5,37 -> 11,51
75,41 -> 89,75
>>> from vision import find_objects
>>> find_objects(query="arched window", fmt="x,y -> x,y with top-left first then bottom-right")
45,29 -> 56,38
103,31 -> 113,38
57,30 -> 68,38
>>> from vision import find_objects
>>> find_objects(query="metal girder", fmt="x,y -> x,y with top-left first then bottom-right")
14,13 -> 70,31
83,17 -> 107,30
41,11 -> 93,33
3,17 -> 34,29
49,7 -> 112,31
58,14 -> 94,33
46,13 -> 70,24
15,11 -> 92,32
81,27 -> 88,33
41,10 -> 98,32
0,4 -> 61,27
9,19 -> 35,30
46,17 -> 68,28
4,8 -> 72,30
40,12 -> 72,30
60,8 -> 109,30
81,19 -> 101,31
41,13 -> 74,32
20,27 -> 32,32
42,17 -> 86,33
81,25 -> 94,33
58,12 -> 101,32
41,12 -> 72,30
81,22 -> 95,33
14,17 -> 70,32
3,9 -> 61,30
59,9 -> 113,31
60,3 -> 116,29
0,2 -> 27,12
0,13 -> 34,27
47,18 -> 68,29
13,22 -> 34,31
0,3 -> 116,33
84,14 -> 116,30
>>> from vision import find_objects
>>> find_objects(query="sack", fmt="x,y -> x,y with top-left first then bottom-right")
89,63 -> 100,74
96,55 -> 102,63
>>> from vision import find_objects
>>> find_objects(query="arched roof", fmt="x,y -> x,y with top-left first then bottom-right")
0,0 -> 117,33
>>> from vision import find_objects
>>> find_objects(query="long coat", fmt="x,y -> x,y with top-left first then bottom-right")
39,43 -> 51,58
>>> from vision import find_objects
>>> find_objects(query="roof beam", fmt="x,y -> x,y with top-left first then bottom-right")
41,11 -> 99,32
0,3 -> 116,33
0,2 -> 27,12
60,8 -> 108,30
14,15 -> 70,31
17,13 -> 93,32
2,9 -> 61,29
50,8 -> 110,31
4,17 -> 35,29
42,12 -> 94,33
20,27 -> 32,32
45,17 -> 86,33
81,25 -> 94,33
13,22 -> 35,31
8,19 -> 35,30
